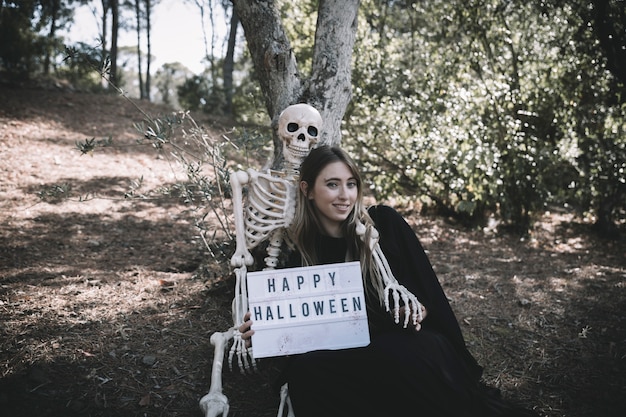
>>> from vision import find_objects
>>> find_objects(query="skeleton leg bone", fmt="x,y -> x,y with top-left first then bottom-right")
277,383 -> 295,417
199,328 -> 235,417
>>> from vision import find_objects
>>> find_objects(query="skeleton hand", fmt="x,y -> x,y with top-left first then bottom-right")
384,283 -> 424,328
229,328 -> 256,374
398,304 -> 427,331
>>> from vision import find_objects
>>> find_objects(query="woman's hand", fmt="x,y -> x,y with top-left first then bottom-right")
399,304 -> 428,331
238,311 -> 255,348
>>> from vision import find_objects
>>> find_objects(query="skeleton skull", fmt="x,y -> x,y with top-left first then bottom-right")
277,103 -> 323,166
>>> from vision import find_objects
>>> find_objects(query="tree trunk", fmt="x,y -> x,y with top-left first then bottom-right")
100,0 -> 109,88
43,0 -> 60,75
223,7 -> 238,115
145,0 -> 152,101
193,0 -> 212,71
207,0 -> 217,85
110,0 -> 119,87
135,0 -> 145,99
233,0 -> 359,167
195,0 -> 219,102
307,0 -> 359,146
596,198 -> 619,239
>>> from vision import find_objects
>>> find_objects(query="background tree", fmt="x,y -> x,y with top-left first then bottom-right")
133,0 -> 145,98
339,0 -> 624,234
109,0 -> 119,85
222,1 -> 238,115
2,0 -> 623,236
191,0 -> 218,84
144,0 -> 153,100
233,0 -> 360,168
557,0 -> 626,236
0,0 -> 72,79
97,0 -> 110,87
185,0 -> 238,115
40,0 -> 76,75
154,61 -> 194,107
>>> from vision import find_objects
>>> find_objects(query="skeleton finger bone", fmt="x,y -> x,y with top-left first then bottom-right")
229,331 -> 256,374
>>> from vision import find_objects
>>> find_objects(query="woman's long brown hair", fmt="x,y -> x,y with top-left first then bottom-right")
289,145 -> 384,303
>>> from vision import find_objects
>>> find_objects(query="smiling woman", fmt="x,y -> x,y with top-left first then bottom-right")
300,160 -> 359,238
238,145 -> 540,417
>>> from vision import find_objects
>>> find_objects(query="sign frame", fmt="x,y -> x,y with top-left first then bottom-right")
247,261 -> 370,358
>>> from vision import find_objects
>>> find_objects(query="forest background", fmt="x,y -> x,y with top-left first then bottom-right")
0,0 -> 625,416
2,0 -> 624,235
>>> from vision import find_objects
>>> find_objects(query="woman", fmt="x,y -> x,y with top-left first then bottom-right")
240,145 -> 536,417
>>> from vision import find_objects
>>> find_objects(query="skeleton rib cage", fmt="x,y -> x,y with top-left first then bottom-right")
243,170 -> 294,250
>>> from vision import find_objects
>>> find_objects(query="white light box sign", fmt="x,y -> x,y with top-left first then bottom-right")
247,261 -> 370,358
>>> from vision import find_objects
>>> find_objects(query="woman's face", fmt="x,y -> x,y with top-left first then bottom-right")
303,161 -> 358,237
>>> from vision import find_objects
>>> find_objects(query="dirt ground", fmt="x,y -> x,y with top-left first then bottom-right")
0,84 -> 624,417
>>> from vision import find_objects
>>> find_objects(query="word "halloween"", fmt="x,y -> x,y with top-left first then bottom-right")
252,293 -> 364,322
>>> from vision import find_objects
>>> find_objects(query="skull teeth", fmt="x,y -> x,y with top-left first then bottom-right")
287,144 -> 309,157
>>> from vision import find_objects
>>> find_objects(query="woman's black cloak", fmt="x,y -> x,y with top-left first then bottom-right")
279,205 -> 536,417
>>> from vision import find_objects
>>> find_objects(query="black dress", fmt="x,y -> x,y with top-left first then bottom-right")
279,205 -> 536,417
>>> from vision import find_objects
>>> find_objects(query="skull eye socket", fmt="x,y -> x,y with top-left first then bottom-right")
287,123 -> 299,133
307,126 -> 318,137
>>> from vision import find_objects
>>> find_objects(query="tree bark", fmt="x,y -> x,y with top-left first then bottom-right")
223,7 -> 239,115
307,0 -> 359,146
135,0 -> 145,99
100,0 -> 109,88
145,0 -> 152,101
232,0 -> 301,118
232,0 -> 359,166
110,0 -> 119,87
43,0 -> 60,75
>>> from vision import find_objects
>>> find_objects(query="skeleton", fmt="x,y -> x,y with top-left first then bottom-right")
200,103 -> 322,417
200,104 -> 424,417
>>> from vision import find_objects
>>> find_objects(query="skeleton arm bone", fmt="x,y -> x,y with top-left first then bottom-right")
358,220 -> 424,328
230,170 -> 254,267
